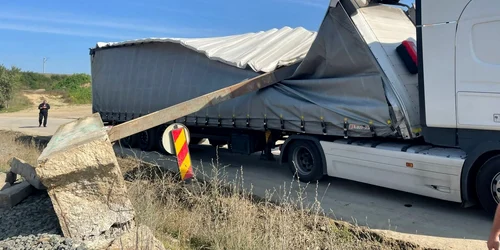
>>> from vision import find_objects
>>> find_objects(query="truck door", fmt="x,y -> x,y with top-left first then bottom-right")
456,0 -> 500,130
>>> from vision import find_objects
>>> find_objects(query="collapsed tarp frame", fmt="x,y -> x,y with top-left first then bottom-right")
90,2 -> 409,140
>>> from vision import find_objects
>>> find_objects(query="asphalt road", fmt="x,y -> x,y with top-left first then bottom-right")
0,116 -> 73,136
0,114 -> 491,248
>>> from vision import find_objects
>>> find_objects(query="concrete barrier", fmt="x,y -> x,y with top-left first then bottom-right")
0,181 -> 34,209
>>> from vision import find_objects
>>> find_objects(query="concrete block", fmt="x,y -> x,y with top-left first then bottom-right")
36,113 -> 135,240
0,181 -> 34,209
1,183 -> 11,191
10,157 -> 45,190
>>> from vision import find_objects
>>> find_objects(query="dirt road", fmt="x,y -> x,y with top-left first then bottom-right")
0,104 -> 491,250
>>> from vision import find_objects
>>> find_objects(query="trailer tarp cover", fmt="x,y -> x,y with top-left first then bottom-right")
90,3 -> 400,138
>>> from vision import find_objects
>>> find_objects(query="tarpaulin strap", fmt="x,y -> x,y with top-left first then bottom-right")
246,115 -> 250,127
321,117 -> 327,135
184,116 -> 188,123
280,115 -> 285,130
344,118 -> 349,139
300,116 -> 305,133
205,116 -> 209,126
263,115 -> 268,129
195,117 -> 198,126
218,115 -> 222,127
232,116 -> 236,127
369,120 -> 376,137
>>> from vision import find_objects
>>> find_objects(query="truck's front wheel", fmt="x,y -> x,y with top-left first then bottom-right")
287,140 -> 324,183
476,155 -> 500,216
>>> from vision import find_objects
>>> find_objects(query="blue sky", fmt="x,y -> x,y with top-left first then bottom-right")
0,0 -> 414,74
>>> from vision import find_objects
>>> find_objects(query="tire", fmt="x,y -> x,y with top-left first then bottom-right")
120,134 -> 138,148
286,140 -> 324,183
476,155 -> 500,216
139,129 -> 157,151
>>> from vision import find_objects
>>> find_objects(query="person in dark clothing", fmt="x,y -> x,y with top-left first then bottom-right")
38,100 -> 50,127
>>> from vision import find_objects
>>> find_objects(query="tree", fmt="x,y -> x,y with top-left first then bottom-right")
0,65 -> 20,109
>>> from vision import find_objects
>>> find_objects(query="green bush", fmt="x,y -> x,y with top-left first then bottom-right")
53,73 -> 91,91
0,65 -> 21,109
0,66 -> 92,108
68,86 -> 92,104
51,73 -> 92,104
20,71 -> 52,89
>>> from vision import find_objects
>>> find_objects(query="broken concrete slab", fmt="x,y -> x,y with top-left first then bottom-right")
0,181 -> 34,209
35,113 -> 135,240
10,157 -> 45,190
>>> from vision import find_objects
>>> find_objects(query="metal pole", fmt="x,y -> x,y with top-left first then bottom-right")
42,57 -> 49,73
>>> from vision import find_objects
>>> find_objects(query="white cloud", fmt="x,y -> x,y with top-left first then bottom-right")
0,12 -> 213,36
0,7 -> 221,40
276,0 -> 329,8
0,22 -> 135,40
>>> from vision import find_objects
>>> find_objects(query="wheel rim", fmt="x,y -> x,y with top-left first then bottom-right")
491,172 -> 500,204
292,146 -> 314,176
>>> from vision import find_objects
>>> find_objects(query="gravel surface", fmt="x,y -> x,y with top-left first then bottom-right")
0,190 -> 89,249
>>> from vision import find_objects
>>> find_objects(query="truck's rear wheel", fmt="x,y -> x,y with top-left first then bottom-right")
287,140 -> 324,183
139,129 -> 156,151
120,134 -> 138,148
476,155 -> 500,216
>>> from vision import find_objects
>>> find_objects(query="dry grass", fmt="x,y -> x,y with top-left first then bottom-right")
0,130 -> 429,250
0,130 -> 44,172
0,91 -> 32,113
119,156 -> 424,250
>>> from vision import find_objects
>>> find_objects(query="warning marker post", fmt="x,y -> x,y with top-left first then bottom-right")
162,123 -> 194,181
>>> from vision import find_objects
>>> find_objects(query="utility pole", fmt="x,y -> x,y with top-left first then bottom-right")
42,57 -> 49,73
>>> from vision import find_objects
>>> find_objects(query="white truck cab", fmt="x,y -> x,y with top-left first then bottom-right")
280,0 -> 500,215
